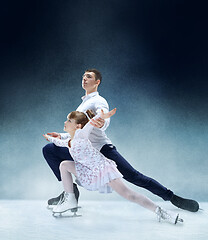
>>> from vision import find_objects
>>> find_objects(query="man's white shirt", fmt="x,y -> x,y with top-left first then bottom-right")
60,92 -> 112,150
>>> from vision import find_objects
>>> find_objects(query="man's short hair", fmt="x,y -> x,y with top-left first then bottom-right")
85,68 -> 102,82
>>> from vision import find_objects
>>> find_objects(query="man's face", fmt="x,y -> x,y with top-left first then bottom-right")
82,72 -> 100,92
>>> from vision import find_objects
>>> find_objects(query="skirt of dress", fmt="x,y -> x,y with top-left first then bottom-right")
75,159 -> 123,193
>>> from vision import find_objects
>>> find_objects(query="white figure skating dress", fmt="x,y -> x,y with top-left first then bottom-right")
48,116 -> 123,193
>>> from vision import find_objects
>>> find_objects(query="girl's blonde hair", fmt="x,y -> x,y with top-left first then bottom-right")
67,109 -> 95,128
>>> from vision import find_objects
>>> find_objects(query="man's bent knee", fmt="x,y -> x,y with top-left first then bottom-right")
42,143 -> 54,157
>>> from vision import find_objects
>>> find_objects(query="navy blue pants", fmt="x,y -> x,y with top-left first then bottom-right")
42,143 -> 173,201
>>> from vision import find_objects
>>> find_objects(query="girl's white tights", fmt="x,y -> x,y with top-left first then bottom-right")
59,161 -> 77,193
108,178 -> 157,212
60,160 -> 157,212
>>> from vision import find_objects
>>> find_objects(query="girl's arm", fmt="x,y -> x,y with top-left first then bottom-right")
43,134 -> 69,147
59,133 -> 71,140
76,108 -> 117,139
94,101 -> 110,131
75,115 -> 100,139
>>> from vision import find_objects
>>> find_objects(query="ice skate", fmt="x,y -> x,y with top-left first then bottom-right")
47,191 -> 64,209
52,192 -> 81,218
47,183 -> 79,209
171,194 -> 199,212
155,206 -> 183,224
52,206 -> 81,218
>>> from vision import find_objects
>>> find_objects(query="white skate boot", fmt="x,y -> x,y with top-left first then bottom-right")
52,192 -> 78,217
155,206 -> 183,224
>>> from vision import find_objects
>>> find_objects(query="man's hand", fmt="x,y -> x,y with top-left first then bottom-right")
47,132 -> 61,139
100,108 -> 116,119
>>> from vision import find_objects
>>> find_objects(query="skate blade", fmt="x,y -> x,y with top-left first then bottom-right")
178,218 -> 184,223
175,215 -> 184,224
52,207 -> 82,218
47,205 -> 55,210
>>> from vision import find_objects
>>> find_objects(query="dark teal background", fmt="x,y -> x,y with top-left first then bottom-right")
0,0 -> 208,200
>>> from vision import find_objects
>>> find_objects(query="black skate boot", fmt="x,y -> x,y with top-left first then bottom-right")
170,194 -> 199,212
47,183 -> 80,209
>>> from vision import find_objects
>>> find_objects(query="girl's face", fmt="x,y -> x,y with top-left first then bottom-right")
64,118 -> 78,132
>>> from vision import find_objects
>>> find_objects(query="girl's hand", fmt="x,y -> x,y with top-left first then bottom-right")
43,134 -> 50,141
47,132 -> 61,138
90,108 -> 117,128
90,117 -> 105,128
100,108 -> 117,119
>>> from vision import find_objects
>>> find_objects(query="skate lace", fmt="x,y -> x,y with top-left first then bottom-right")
57,193 -> 65,206
57,192 -> 73,207
157,207 -> 171,222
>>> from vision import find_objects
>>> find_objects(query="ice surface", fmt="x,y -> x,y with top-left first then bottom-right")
0,200 -> 207,240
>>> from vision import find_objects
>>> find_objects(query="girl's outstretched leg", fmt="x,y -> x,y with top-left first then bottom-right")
108,178 -> 157,212
108,178 -> 183,224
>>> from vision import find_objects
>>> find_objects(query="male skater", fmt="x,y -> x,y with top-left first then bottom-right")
43,69 -> 199,212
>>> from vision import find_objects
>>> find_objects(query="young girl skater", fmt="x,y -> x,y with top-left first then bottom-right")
43,108 -> 183,224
